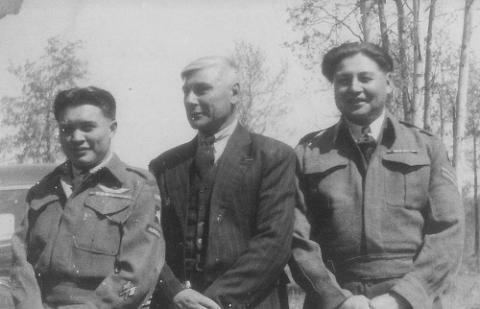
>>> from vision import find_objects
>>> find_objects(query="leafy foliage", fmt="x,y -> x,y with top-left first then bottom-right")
0,37 -> 87,163
232,41 -> 289,134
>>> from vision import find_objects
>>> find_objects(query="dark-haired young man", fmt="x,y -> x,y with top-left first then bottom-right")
290,42 -> 464,309
17,86 -> 165,308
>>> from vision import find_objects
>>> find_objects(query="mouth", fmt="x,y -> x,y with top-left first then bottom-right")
71,148 -> 89,154
190,111 -> 203,120
347,97 -> 368,105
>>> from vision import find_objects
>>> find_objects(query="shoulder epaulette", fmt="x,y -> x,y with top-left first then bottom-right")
125,166 -> 152,181
399,120 -> 433,136
26,167 -> 60,202
299,129 -> 326,145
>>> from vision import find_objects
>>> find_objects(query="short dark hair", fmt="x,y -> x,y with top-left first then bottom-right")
53,86 -> 116,121
321,42 -> 393,82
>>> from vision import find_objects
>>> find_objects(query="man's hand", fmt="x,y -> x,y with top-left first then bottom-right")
173,289 -> 221,309
10,236 -> 44,309
338,295 -> 371,309
370,293 -> 411,309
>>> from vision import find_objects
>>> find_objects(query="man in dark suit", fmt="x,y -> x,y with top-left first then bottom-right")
149,56 -> 296,309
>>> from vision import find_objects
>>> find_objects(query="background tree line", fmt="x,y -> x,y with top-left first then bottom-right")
1,1 -> 480,306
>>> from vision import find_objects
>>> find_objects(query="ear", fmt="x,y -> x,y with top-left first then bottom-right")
110,120 -> 118,136
231,83 -> 240,105
385,72 -> 393,94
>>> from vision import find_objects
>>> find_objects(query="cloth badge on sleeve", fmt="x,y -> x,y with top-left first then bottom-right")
146,224 -> 162,238
442,167 -> 457,186
155,209 -> 161,225
119,281 -> 137,300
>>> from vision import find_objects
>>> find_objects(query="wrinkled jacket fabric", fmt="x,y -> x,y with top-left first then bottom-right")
20,155 -> 165,309
291,114 -> 464,309
149,125 -> 296,309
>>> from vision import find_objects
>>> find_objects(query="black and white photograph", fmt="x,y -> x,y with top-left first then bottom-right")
0,0 -> 479,308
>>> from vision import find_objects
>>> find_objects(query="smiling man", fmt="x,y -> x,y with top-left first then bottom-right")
149,56 -> 296,309
290,42 -> 464,309
18,86 -> 165,308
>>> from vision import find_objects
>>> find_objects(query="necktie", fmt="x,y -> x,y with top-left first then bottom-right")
357,126 -> 376,162
195,135 -> 215,179
72,172 -> 89,192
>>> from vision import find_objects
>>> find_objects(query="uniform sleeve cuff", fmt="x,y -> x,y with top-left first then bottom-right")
390,275 -> 431,309
156,266 -> 187,301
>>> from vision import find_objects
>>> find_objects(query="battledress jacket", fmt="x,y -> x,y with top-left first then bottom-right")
20,155 -> 165,309
290,114 -> 464,309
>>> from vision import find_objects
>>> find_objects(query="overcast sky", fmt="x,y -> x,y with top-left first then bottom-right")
0,0 -> 477,168
0,0 -> 340,167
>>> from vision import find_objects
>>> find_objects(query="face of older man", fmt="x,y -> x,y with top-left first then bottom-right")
58,104 -> 116,170
182,65 -> 238,135
333,53 -> 392,126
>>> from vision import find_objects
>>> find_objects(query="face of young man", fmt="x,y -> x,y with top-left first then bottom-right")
182,65 -> 238,135
333,53 -> 392,126
58,104 -> 117,170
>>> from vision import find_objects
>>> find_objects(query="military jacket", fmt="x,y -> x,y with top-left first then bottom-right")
21,155 -> 165,308
291,114 -> 464,309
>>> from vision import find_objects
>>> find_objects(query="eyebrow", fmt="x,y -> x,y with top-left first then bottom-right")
59,120 -> 97,126
182,82 -> 212,91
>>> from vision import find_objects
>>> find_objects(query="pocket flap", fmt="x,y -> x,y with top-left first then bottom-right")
304,150 -> 348,174
85,193 -> 132,222
382,151 -> 430,166
29,195 -> 59,211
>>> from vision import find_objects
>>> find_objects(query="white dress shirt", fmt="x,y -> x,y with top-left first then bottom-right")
346,109 -> 386,142
198,119 -> 238,163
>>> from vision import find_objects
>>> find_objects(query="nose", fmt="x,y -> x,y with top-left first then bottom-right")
349,78 -> 362,93
185,91 -> 199,105
71,129 -> 85,143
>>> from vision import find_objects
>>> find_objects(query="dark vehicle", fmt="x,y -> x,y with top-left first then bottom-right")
0,164 -> 55,228
0,164 -> 54,308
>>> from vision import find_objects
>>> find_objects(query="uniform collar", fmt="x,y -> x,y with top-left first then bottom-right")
333,110 -> 396,146
59,153 -> 126,187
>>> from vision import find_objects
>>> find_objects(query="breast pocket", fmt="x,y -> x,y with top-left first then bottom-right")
73,193 -> 132,256
382,151 -> 430,209
303,155 -> 349,214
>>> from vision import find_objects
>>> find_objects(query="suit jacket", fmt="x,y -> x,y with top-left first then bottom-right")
149,125 -> 296,309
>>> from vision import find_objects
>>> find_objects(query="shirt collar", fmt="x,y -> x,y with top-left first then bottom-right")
198,118 -> 238,145
344,109 -> 386,142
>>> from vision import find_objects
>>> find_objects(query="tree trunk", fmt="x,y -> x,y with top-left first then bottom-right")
453,0 -> 474,184
394,0 -> 410,122
377,0 -> 389,52
360,0 -> 376,42
439,96 -> 445,139
412,0 -> 424,127
474,129 -> 479,271
423,0 -> 437,131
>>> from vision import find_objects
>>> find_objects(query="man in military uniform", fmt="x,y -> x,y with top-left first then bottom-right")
290,42 -> 464,309
17,86 -> 165,308
149,56 -> 296,309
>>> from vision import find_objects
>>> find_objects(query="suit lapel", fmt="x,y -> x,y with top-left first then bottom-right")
164,138 -> 196,230
211,125 -> 252,207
